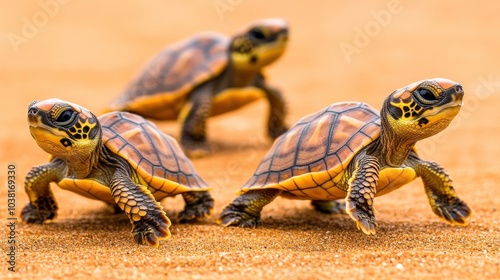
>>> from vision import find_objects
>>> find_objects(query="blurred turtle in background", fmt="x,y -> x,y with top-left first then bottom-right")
105,18 -> 289,158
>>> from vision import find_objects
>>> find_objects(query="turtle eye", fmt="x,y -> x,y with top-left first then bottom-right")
249,28 -> 266,40
55,109 -> 76,126
415,88 -> 439,104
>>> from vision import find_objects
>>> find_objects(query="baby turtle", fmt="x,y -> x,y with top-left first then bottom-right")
220,78 -> 472,234
23,99 -> 214,247
104,18 -> 289,158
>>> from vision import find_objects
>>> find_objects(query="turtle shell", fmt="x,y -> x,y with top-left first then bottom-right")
100,111 -> 209,199
241,102 -> 381,200
108,32 -> 230,120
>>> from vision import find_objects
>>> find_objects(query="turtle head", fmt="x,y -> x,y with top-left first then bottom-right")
230,18 -> 288,72
382,78 -> 464,141
28,98 -> 101,161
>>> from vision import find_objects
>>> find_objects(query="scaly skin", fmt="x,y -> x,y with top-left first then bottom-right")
110,167 -> 171,247
345,154 -> 380,235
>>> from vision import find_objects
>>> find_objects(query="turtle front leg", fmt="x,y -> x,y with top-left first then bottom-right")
178,191 -> 215,223
179,84 -> 213,158
219,189 -> 281,228
345,155 -> 380,235
21,159 -> 66,224
110,169 -> 171,247
262,85 -> 288,139
412,159 -> 472,225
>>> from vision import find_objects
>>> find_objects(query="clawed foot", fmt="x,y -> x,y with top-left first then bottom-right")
432,197 -> 472,226
21,202 -> 57,224
346,201 -> 377,235
311,200 -> 346,214
131,214 -> 171,247
219,204 -> 262,228
178,192 -> 214,223
182,139 -> 211,159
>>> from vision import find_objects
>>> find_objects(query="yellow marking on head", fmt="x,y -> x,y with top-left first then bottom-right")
67,118 -> 98,140
389,98 -> 424,121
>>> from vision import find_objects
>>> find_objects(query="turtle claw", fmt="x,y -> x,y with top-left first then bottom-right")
21,202 -> 56,224
433,197 -> 472,226
131,216 -> 171,247
178,193 -> 214,223
346,202 -> 377,235
133,230 -> 160,247
354,215 -> 377,235
219,205 -> 262,228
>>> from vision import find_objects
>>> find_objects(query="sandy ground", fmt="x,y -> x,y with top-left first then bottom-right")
1,1 -> 499,279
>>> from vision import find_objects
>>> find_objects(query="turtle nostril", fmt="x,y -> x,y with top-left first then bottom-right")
455,85 -> 463,93
28,107 -> 38,115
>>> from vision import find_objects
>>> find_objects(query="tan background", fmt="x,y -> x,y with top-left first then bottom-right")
1,1 -> 499,279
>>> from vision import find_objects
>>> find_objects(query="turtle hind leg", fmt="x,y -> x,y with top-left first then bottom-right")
178,191 -> 214,223
311,200 -> 346,214
219,189 -> 281,228
412,159 -> 472,225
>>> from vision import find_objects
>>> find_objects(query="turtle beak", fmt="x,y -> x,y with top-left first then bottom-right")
27,102 -> 51,130
28,103 -> 40,126
451,84 -> 464,105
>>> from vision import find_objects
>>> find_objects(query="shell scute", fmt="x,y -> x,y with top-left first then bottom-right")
109,33 -> 230,118
241,102 -> 381,199
100,112 -> 209,198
